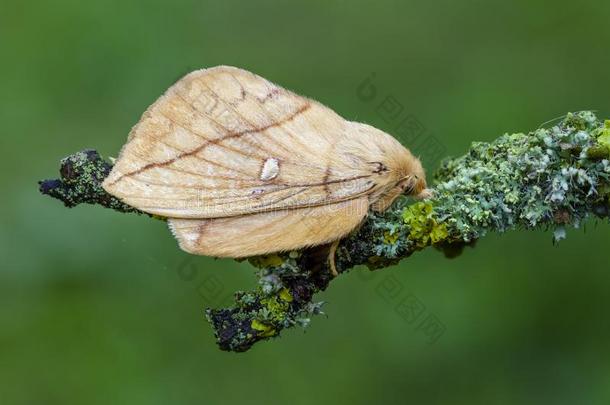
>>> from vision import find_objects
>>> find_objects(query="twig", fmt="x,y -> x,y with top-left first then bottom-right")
39,149 -> 147,216
39,112 -> 610,352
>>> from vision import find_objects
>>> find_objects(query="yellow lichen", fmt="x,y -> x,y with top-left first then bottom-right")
248,254 -> 285,268
251,320 -> 277,337
429,222 -> 449,244
260,296 -> 289,322
402,202 -> 450,248
598,120 -> 610,151
383,230 -> 399,244
279,288 -> 293,302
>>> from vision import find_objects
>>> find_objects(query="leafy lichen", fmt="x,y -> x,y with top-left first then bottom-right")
432,111 -> 609,243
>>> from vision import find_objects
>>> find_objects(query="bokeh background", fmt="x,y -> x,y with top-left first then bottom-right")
2,1 -> 610,404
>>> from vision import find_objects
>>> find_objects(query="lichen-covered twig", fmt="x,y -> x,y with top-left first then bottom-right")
39,150 -> 147,215
39,112 -> 610,352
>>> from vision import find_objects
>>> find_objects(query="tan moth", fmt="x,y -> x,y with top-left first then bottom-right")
102,66 -> 430,275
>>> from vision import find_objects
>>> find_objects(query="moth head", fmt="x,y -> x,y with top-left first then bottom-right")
347,122 -> 432,209
380,135 -> 428,198
396,157 -> 428,198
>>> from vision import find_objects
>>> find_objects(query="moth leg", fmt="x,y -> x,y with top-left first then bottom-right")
328,239 -> 340,277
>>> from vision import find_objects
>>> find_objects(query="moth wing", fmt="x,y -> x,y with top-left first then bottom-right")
103,66 -> 376,218
167,197 -> 368,257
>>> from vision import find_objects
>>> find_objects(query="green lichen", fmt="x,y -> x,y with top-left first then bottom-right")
430,111 -> 609,244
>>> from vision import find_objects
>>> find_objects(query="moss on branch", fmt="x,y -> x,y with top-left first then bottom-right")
39,112 -> 610,352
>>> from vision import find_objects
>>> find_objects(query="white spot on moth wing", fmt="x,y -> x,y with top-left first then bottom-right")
260,158 -> 280,181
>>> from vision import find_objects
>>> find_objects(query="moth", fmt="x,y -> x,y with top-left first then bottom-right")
103,66 -> 430,275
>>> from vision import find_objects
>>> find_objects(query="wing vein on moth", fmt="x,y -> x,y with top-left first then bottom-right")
170,90 -> 280,161
223,72 -> 319,160
257,88 -> 281,104
113,129 -> 377,203
107,102 -> 312,186
158,108 -> 269,163
117,172 -> 374,207
102,65 -> 430,262
248,188 -> 309,209
124,152 -> 245,180
190,78 -> 299,159
194,73 -> 334,175
195,223 -> 207,246
125,129 -> 260,179
320,134 -> 339,197
229,73 -> 333,166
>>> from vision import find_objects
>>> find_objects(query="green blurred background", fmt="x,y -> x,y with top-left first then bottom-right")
2,1 -> 610,404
